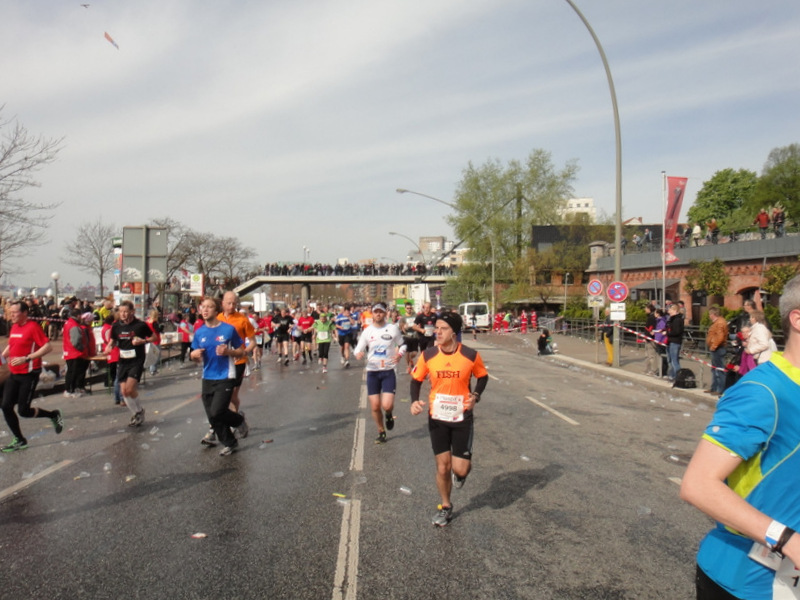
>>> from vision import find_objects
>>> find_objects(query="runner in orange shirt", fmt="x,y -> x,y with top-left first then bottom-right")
410,311 -> 488,527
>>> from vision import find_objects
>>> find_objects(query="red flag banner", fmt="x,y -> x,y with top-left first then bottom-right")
664,176 -> 688,264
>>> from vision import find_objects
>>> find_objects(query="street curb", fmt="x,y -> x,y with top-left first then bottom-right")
544,353 -> 716,404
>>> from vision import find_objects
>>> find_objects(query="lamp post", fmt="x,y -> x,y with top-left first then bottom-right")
562,0 -> 623,367
302,246 -> 310,264
51,271 -> 60,304
389,231 -> 427,265
396,188 -> 496,317
563,272 -> 570,311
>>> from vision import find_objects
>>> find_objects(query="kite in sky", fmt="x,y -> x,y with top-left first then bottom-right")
104,31 -> 119,49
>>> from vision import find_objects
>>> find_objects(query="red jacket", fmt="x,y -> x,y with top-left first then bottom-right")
63,318 -> 88,360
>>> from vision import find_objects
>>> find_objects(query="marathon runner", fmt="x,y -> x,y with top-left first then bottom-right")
410,311 -> 488,527
354,302 -> 406,444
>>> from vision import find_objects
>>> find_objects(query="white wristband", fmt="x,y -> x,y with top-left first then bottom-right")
766,520 -> 787,550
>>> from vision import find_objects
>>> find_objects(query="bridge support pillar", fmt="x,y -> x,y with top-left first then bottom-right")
301,284 -> 310,309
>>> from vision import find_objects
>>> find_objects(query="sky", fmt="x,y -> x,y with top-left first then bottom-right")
2,0 -> 799,292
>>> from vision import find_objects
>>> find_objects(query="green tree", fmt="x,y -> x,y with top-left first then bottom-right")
762,262 -> 800,296
752,143 -> 800,220
684,258 -> 730,297
686,168 -> 757,229
446,149 -> 578,280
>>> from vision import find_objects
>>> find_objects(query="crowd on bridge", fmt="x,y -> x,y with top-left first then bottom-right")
261,261 -> 457,277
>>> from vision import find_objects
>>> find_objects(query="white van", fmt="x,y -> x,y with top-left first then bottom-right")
458,302 -> 490,330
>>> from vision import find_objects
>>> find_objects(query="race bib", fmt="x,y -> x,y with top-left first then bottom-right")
424,325 -> 435,337
120,349 -> 136,359
255,335 -> 264,345
431,393 -> 464,422
317,331 -> 329,342
774,558 -> 800,599
749,543 -> 800,598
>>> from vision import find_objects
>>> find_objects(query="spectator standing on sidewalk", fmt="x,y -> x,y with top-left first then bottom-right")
680,273 -> 800,599
643,304 -> 659,376
704,306 -> 728,396
746,310 -> 775,366
666,303 -> 684,382
62,308 -> 89,398
601,308 -> 614,366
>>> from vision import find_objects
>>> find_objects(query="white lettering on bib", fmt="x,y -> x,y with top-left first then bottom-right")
120,349 -> 136,359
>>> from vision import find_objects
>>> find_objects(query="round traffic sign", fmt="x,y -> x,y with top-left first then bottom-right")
607,281 -> 629,302
587,279 -> 603,296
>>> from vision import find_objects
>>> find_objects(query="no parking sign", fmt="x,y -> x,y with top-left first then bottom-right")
587,279 -> 603,296
607,281 -> 629,303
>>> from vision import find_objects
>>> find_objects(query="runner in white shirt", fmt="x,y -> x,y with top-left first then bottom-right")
354,302 -> 406,444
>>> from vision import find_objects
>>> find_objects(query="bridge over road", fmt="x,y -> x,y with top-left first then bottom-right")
234,273 -> 450,301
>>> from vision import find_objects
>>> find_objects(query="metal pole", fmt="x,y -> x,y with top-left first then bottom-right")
563,0 -> 623,367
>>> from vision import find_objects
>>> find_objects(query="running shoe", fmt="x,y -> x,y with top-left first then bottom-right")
2,437 -> 28,453
284,358 -> 290,366
134,409 -> 145,426
201,429 -> 217,447
277,356 -> 282,364
322,367 -> 328,374
51,409 -> 64,434
432,504 -> 453,527
236,411 -> 249,439
375,431 -> 387,444
219,442 -> 238,456
302,357 -> 307,365
340,357 -> 345,365
452,472 -> 467,489
385,410 -> 394,431
344,360 -> 350,369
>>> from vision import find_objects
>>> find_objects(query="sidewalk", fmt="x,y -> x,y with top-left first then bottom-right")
478,330 -> 715,404
1,337 -> 183,397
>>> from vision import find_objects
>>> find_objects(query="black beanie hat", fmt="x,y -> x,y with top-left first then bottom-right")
437,311 -> 462,335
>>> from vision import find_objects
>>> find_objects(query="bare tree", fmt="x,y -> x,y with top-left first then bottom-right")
63,219 -> 118,296
0,107 -> 64,278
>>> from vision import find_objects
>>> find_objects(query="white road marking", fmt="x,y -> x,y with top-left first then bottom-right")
525,396 -> 579,426
349,418 -> 365,472
159,394 -> 200,416
488,373 -> 499,381
332,498 -> 361,600
334,384 -> 367,599
668,477 -> 682,486
0,459 -> 74,502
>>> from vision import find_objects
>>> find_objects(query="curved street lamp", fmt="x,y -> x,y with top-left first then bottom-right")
396,188 -> 496,317
389,231 -> 427,265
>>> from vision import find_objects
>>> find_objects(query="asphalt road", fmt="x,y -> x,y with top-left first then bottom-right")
0,339 -> 715,599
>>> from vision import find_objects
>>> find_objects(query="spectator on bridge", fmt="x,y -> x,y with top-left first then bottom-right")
754,207 -> 771,239
773,205 -> 786,238
692,223 -> 703,246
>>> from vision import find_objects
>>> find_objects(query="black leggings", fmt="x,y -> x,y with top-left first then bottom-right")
2,371 -> 55,440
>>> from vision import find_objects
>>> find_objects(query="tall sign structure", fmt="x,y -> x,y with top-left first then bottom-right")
121,226 -> 167,315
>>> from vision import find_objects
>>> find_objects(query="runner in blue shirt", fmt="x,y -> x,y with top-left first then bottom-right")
681,274 -> 800,599
190,297 -> 249,456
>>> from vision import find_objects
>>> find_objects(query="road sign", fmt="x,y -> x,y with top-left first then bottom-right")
610,302 -> 626,321
607,281 -> 629,303
587,296 -> 604,308
587,279 -> 603,296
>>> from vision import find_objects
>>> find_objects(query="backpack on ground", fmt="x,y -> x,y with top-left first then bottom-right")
673,368 -> 697,389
